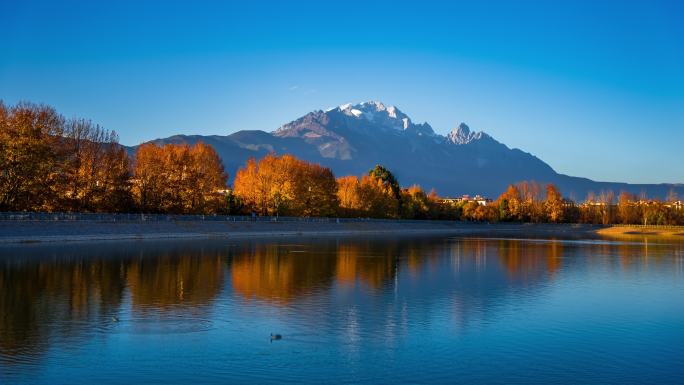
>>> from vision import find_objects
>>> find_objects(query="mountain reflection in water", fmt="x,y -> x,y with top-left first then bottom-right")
1,236 -> 683,384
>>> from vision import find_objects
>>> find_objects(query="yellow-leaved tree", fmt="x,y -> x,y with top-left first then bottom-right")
233,154 -> 338,216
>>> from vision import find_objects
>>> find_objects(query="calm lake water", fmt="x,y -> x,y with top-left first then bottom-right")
1,236 -> 683,384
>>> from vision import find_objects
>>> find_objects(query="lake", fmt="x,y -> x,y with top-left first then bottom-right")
1,236 -> 683,384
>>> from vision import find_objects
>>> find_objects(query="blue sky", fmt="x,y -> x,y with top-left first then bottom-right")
2,0 -> 682,183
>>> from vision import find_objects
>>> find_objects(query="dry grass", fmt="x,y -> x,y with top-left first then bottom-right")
598,225 -> 684,238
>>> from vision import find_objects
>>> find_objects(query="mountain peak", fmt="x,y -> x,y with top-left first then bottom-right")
337,100 -> 397,115
456,123 -> 471,136
335,101 -> 413,130
447,122 -> 491,144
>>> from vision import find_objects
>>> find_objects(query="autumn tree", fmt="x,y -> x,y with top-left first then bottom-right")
132,142 -> 227,213
233,154 -> 338,217
359,175 -> 399,218
400,185 -> 431,219
579,192 -> 599,224
98,141 -> 134,212
617,191 -> 640,224
289,159 -> 339,216
364,164 -> 402,218
459,200 -> 498,222
497,184 -> 522,221
335,174 -> 399,218
519,181 -> 545,222
336,175 -> 363,216
641,200 -> 672,225
132,143 -> 166,212
544,184 -> 565,223
60,119 -> 132,212
368,165 -> 401,200
496,182 -> 544,221
0,102 -> 64,211
184,143 -> 228,213
598,190 -> 617,225
0,101 -> 134,212
476,204 -> 499,222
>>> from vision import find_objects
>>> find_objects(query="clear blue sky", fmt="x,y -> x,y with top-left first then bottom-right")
2,0 -> 682,184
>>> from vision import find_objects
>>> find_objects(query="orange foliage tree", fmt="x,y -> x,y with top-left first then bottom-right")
61,119 -> 132,212
336,174 -> 399,218
617,191 -> 640,224
133,142 -> 227,213
0,101 -> 132,212
497,181 -> 547,222
544,184 -> 565,223
233,154 -> 338,216
400,185 -> 432,219
0,102 -> 64,211
336,175 -> 362,216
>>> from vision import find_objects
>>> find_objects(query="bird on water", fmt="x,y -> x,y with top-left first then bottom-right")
270,333 -> 282,341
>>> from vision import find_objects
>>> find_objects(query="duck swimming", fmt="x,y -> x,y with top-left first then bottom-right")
270,333 -> 282,341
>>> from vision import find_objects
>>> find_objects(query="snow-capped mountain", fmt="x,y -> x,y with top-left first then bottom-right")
330,101 -> 425,133
135,101 -> 683,199
446,123 -> 491,145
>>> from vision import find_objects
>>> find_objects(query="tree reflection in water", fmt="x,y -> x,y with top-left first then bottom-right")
1,236 -> 682,368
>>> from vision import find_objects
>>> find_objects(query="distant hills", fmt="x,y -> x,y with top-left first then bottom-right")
131,101 -> 683,200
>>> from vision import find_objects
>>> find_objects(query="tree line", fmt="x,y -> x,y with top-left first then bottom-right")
492,181 -> 683,225
1,101 -> 682,224
0,101 -> 227,213
230,155 -> 683,225
230,156 -> 458,219
1,102 -> 131,212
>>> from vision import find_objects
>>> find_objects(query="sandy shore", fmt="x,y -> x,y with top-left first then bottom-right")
0,219 -> 616,244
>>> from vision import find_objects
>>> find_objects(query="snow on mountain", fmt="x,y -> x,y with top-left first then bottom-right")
273,101 -> 488,161
446,123 -> 492,145
332,101 -> 437,135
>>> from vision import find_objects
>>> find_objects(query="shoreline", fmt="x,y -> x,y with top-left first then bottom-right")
0,228 -> 467,244
1,220 -> 682,245
596,225 -> 684,238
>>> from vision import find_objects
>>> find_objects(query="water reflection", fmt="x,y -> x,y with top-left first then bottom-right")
128,254 -> 224,311
335,243 -> 398,288
1,236 -> 683,383
493,238 -> 564,277
0,257 -> 126,359
231,244 -> 337,304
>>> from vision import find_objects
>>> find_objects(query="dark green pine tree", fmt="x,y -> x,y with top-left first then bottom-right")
368,164 -> 401,200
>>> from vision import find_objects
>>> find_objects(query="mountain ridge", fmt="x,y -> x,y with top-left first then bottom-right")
130,101 -> 683,200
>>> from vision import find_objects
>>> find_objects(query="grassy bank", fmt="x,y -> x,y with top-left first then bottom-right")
597,225 -> 684,238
